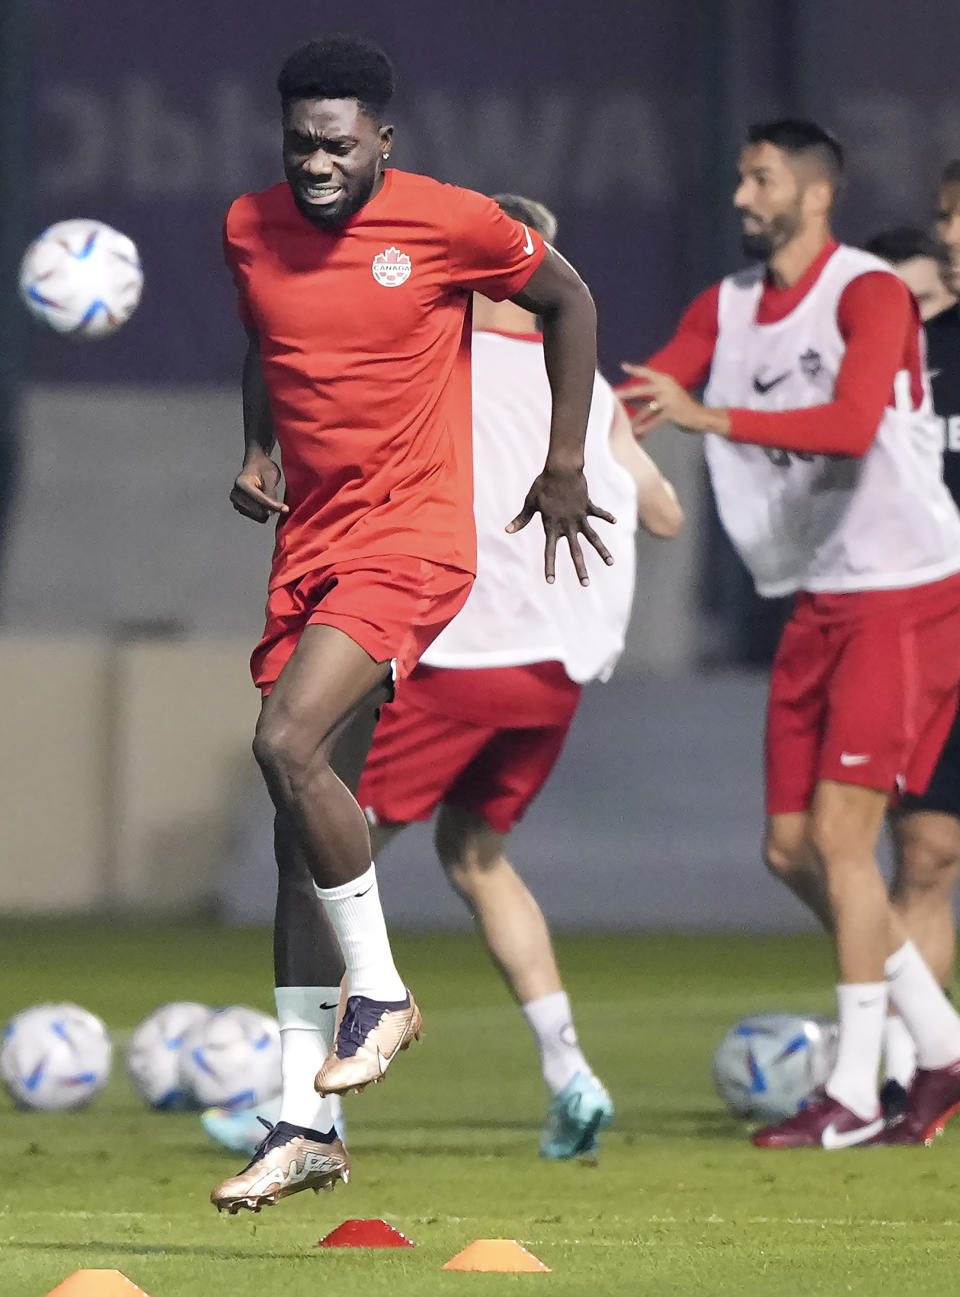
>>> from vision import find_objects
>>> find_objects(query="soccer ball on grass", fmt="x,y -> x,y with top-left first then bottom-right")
1,1003 -> 113,1111
178,1006 -> 281,1110
712,1012 -> 838,1121
126,1002 -> 215,1111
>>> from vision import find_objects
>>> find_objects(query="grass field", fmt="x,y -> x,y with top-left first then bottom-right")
2,922 -> 960,1297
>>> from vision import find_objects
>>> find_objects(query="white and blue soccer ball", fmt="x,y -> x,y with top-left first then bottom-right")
19,218 -> 143,339
712,1012 -> 838,1121
125,1002 -> 214,1111
0,1003 -> 113,1111
178,1006 -> 281,1110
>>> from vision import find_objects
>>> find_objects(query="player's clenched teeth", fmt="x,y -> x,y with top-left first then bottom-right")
300,184 -> 344,205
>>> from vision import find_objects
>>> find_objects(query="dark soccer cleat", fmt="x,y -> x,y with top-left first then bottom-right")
879,1078 -> 910,1125
752,1088 -> 885,1149
881,1059 -> 960,1145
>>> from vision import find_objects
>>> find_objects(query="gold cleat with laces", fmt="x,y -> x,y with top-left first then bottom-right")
314,992 -> 422,1096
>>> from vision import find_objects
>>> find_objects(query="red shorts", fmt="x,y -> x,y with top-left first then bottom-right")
251,556 -> 473,694
766,571 -> 960,815
357,661 -> 582,834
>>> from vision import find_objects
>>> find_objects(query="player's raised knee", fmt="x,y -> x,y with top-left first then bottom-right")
252,715 -> 312,786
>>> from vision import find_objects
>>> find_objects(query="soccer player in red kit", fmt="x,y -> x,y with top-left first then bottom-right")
213,36 -> 613,1209
621,120 -> 960,1149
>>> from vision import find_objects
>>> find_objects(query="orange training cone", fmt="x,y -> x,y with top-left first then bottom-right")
442,1239 -> 550,1272
45,1272 -> 150,1297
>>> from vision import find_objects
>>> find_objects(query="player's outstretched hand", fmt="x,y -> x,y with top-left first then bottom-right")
230,453 -> 290,524
619,364 -> 712,437
507,466 -> 615,586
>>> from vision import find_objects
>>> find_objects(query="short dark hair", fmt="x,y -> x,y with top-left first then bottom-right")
864,226 -> 949,271
277,35 -> 396,120
491,193 -> 557,244
747,119 -> 844,190
940,159 -> 960,189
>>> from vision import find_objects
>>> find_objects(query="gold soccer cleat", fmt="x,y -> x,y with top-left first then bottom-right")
211,1119 -> 349,1214
314,992 -> 422,1096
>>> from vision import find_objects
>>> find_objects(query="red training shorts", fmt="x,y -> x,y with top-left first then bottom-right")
765,570 -> 960,815
357,661 -> 582,834
251,556 -> 473,695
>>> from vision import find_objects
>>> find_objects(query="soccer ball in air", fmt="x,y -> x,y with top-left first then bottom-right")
0,1003 -> 113,1111
126,1002 -> 214,1111
712,1012 -> 838,1121
178,1006 -> 282,1110
19,219 -> 143,339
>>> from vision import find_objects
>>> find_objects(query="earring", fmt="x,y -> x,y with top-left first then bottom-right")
382,153 -> 390,160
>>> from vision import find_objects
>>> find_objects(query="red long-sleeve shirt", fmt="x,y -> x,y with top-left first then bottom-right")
640,241 -> 925,458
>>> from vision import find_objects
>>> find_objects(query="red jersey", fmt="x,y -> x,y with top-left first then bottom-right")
223,170 -> 546,588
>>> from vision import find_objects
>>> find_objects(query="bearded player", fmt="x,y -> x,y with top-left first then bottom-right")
620,120 -> 960,1149
214,35 -> 613,1208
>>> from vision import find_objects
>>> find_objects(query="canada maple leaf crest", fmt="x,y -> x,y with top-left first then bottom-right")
372,246 -> 412,287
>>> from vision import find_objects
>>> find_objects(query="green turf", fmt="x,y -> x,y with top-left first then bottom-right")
1,922 -> 959,1297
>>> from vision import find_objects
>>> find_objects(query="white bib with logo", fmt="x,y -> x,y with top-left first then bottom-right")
703,245 -> 960,595
420,331 -> 638,683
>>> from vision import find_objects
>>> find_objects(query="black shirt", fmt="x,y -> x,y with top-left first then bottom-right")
925,302 -> 960,508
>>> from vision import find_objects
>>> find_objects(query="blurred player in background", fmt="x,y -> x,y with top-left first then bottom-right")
868,174 -> 960,1106
863,227 -> 956,322
358,194 -> 681,1160
935,161 -> 960,297
620,120 -> 960,1150
214,35 -> 612,1211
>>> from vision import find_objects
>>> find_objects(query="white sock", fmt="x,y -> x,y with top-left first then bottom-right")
885,940 -> 960,1069
882,1013 -> 918,1087
521,990 -> 592,1095
274,986 -> 340,1133
824,983 -> 886,1121
313,863 -> 405,1002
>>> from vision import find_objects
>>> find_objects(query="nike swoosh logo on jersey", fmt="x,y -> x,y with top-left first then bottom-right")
821,1117 -> 884,1149
752,371 -> 791,395
319,1002 -> 338,1011
521,224 -> 534,255
840,753 -> 871,766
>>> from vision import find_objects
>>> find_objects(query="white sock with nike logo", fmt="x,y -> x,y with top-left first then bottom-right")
274,985 -> 341,1132
824,983 -> 886,1121
314,863 -> 406,1002
885,940 -> 960,1069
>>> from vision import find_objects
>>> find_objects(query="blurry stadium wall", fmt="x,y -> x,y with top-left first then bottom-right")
3,0 -> 958,923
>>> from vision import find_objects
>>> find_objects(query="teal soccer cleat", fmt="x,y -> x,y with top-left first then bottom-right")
540,1072 -> 614,1159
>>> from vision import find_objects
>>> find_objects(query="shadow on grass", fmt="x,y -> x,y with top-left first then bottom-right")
3,1239 -> 316,1261
353,1109 -> 744,1151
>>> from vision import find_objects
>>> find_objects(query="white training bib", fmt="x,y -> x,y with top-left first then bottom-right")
420,330 -> 638,683
703,246 -> 960,596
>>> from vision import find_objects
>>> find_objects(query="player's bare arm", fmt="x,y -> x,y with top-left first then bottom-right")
506,245 -> 616,586
607,400 -> 683,537
229,327 -> 289,524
